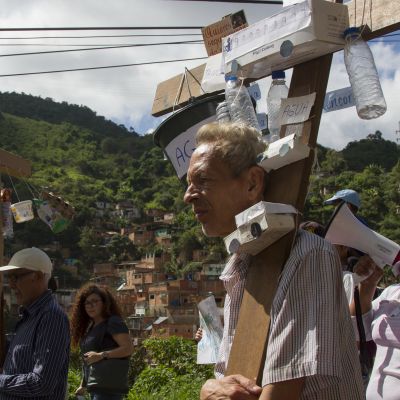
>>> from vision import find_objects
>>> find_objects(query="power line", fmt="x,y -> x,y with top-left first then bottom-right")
0,56 -> 208,77
0,42 -> 203,47
0,26 -> 204,32
0,40 -> 204,57
0,33 -> 203,40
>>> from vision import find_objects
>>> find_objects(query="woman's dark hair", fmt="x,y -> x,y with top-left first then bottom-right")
70,284 -> 123,348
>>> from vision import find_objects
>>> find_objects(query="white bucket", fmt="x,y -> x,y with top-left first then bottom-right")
11,200 -> 34,223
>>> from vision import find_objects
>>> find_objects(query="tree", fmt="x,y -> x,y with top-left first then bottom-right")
106,234 -> 141,263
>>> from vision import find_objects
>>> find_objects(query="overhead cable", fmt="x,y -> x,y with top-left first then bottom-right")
0,33 -> 203,40
0,26 -> 204,32
0,40 -> 204,57
0,56 -> 208,77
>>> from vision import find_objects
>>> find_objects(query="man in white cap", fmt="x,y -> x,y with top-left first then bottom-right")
0,247 -> 70,400
324,188 -> 361,214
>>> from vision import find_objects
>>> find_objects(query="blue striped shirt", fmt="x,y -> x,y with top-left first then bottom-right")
0,290 -> 70,400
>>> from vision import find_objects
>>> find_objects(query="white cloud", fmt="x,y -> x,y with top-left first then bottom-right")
0,0 -> 398,150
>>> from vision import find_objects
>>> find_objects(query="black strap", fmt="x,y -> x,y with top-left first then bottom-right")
354,286 -> 372,372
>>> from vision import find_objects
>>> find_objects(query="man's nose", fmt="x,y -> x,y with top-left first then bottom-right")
184,184 -> 198,204
8,279 -> 17,289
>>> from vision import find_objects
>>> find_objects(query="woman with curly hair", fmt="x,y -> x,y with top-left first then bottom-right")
71,284 -> 133,400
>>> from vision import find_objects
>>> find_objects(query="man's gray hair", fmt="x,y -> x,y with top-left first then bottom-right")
196,122 -> 267,176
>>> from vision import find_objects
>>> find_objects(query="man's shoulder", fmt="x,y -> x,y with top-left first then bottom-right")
41,295 -> 69,324
292,229 -> 336,259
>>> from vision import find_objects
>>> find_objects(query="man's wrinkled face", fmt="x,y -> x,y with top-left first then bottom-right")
184,144 -> 252,237
7,268 -> 39,306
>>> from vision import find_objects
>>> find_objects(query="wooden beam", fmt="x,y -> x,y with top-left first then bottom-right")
0,148 -> 31,178
226,53 -> 333,382
151,0 -> 399,117
347,0 -> 400,40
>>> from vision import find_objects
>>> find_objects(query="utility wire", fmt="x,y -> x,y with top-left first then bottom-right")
0,33 -> 203,39
0,27 -> 204,32
0,42 -> 203,47
0,40 -> 204,57
0,56 -> 208,77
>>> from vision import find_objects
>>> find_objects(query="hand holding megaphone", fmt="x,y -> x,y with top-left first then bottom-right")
324,203 -> 400,275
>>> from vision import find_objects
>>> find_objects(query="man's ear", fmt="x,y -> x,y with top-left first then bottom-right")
247,166 -> 266,201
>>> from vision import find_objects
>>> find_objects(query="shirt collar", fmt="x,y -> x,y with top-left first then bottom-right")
23,290 -> 53,316
220,252 -> 251,282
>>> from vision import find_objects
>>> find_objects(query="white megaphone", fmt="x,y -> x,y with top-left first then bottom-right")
324,202 -> 400,272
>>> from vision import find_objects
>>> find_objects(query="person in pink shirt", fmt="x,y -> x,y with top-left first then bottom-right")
350,266 -> 400,400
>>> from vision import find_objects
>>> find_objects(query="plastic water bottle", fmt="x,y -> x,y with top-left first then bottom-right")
216,101 -> 231,124
225,75 -> 260,131
344,27 -> 386,120
267,70 -> 289,143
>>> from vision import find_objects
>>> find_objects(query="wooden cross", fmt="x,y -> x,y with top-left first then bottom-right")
155,0 -> 399,384
0,148 -> 31,366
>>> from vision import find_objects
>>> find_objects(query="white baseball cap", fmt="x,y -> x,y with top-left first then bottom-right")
0,247 -> 52,274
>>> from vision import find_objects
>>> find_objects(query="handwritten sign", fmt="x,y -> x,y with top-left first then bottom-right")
279,92 -> 316,125
202,10 -> 248,57
323,86 -> 355,112
165,115 -> 216,179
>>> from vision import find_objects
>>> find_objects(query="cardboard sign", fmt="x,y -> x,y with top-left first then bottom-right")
202,10 -> 248,57
323,86 -> 355,112
222,0 -> 349,79
165,115 -> 216,179
201,53 -> 225,93
279,92 -> 316,125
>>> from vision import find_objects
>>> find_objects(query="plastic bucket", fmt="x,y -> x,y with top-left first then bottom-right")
153,93 -> 225,181
11,200 -> 34,223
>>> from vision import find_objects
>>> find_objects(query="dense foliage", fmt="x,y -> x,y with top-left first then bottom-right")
0,92 -> 399,281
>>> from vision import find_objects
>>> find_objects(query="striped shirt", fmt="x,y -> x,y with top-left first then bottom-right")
0,290 -> 70,400
216,230 -> 364,399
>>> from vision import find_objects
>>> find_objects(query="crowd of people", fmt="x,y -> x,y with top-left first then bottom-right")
0,122 -> 398,399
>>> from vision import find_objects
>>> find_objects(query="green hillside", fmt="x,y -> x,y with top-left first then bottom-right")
0,92 -> 399,283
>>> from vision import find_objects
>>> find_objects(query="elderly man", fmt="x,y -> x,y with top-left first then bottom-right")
0,247 -> 70,400
184,123 -> 364,400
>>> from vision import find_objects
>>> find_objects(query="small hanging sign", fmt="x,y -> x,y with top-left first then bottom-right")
323,86 -> 355,113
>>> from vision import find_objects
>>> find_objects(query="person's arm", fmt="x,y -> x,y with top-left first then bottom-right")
259,378 -> 305,400
0,310 -> 69,397
84,332 -> 133,364
200,374 -> 262,400
349,261 -> 383,316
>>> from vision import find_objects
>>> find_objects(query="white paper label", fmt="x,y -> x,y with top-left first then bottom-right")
257,112 -> 268,130
279,92 -> 316,125
201,53 -> 226,93
248,83 -> 261,100
165,115 -> 216,178
223,1 -> 311,63
323,86 -> 355,112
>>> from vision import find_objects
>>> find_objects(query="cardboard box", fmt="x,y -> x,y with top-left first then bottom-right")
223,0 -> 349,79
258,133 -> 310,172
224,202 -> 297,255
202,10 -> 248,57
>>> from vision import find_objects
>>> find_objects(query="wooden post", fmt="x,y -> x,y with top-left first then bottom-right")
225,0 -> 400,383
0,149 -> 31,366
149,0 -> 400,381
